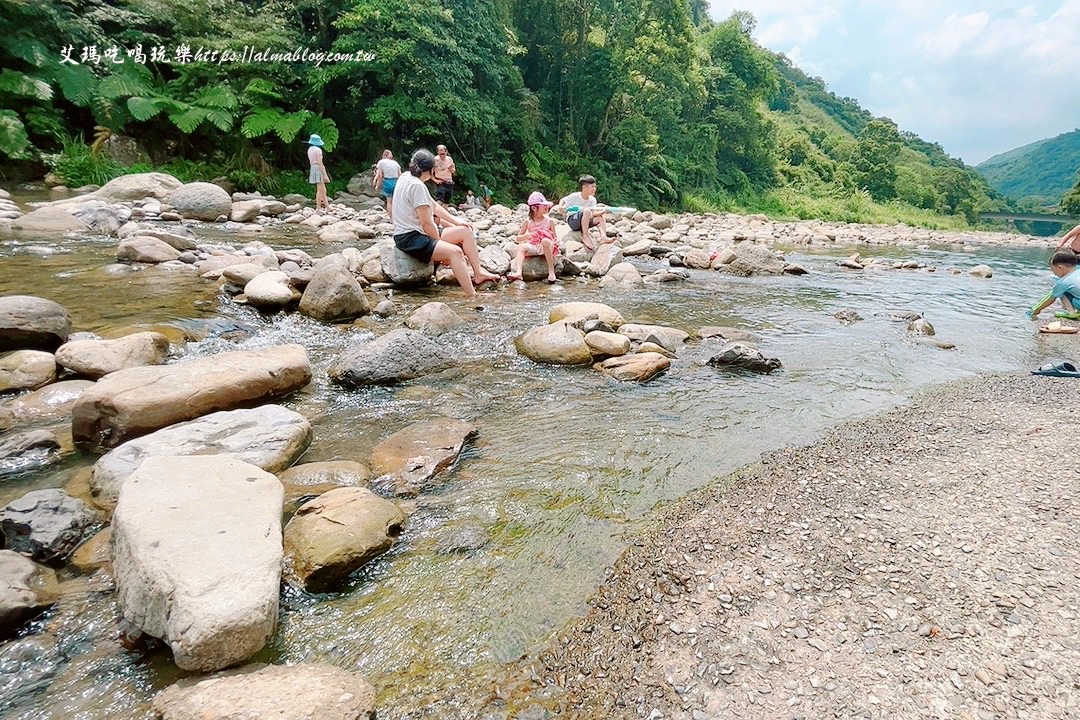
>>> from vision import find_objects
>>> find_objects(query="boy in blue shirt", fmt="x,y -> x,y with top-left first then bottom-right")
1029,252 -> 1080,318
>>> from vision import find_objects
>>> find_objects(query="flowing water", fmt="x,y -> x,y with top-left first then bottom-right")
0,211 -> 1069,718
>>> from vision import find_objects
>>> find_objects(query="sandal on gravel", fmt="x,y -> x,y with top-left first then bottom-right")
1031,361 -> 1080,377
1039,323 -> 1078,334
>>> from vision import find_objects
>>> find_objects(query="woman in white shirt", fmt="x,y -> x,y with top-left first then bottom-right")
307,134 -> 331,211
372,149 -> 402,220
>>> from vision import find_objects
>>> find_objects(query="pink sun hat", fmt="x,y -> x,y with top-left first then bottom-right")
527,191 -> 553,207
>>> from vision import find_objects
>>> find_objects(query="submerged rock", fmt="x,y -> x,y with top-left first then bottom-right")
370,417 -> 477,495
71,345 -> 312,451
0,550 -> 58,638
594,352 -> 670,382
112,456 -> 283,672
707,342 -> 782,374
151,663 -> 376,720
405,302 -> 465,336
907,317 -> 936,336
0,489 -> 95,565
2,379 -> 94,425
284,487 -> 405,592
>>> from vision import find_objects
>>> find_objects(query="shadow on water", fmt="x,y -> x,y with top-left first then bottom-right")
0,225 -> 1070,718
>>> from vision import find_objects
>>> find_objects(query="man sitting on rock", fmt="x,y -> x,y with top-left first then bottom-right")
556,175 -> 612,251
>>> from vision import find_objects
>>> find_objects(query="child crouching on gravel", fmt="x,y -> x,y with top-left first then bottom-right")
1029,251 -> 1080,319
509,192 -> 559,283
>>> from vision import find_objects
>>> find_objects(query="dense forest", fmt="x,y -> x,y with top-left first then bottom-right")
0,0 -> 1012,227
976,129 -> 1080,210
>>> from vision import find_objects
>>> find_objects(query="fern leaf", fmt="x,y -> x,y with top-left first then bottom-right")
242,78 -> 283,102
0,110 -> 30,159
127,96 -> 164,121
169,106 -> 209,134
241,107 -> 284,138
98,73 -> 152,100
0,69 -> 52,100
273,110 -> 310,144
205,108 -> 234,132
304,116 -> 339,151
194,84 -> 238,110
53,64 -> 95,106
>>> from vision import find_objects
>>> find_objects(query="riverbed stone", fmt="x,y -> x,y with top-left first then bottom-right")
0,489 -> 95,565
0,430 -> 61,474
244,271 -> 295,310
71,344 -> 312,451
298,261 -> 370,322
0,296 -> 72,352
370,417 -> 478,495
279,461 -> 370,507
548,302 -> 625,328
0,350 -> 57,392
2,379 -> 94,424
90,405 -> 311,510
405,302 -> 465,336
969,264 -> 993,278
379,240 -> 433,286
63,172 -> 181,204
69,199 -> 129,235
718,243 -> 786,276
587,244 -> 623,276
908,317 -> 936,336
70,527 -> 113,573
329,329 -> 452,387
112,456 -> 283,672
221,263 -> 265,287
10,206 -> 91,234
151,663 -> 376,720
594,352 -> 670,382
599,262 -> 643,287
54,332 -> 170,379
0,550 -> 58,638
284,487 -> 405,592
122,227 -> 198,252
515,322 -> 593,365
617,323 -> 690,348
229,200 -> 263,223
167,182 -> 233,222
707,341 -> 782,373
117,236 -> 182,264
479,245 -> 512,276
584,331 -> 631,357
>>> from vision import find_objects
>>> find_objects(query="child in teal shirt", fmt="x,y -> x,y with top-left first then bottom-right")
1030,252 -> 1080,318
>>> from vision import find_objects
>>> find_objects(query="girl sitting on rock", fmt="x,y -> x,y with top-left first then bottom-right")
509,192 -> 559,283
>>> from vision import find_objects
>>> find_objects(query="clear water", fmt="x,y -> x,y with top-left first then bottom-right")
0,215 -> 1068,718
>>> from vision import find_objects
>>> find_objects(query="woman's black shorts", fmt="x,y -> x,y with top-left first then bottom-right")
394,231 -> 438,263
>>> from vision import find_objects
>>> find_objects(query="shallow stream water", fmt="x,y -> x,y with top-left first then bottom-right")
0,212 -> 1070,718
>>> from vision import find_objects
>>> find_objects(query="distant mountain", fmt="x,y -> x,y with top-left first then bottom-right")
976,129 -> 1080,206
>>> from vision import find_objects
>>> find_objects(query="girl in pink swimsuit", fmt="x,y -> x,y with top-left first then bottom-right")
509,192 -> 559,283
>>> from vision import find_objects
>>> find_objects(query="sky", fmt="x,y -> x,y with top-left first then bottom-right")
707,0 -> 1080,166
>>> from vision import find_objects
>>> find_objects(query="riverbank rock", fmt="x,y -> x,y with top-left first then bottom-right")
167,182 -> 232,221
549,302 -> 625,328
707,341 -> 782,373
584,331 -> 631,357
0,489 -> 95,565
0,296 -> 72,351
718,243 -> 786,276
587,244 -> 624,276
151,663 -> 376,720
55,332 -> 170,379
54,173 -> 182,205
112,456 -> 283,672
908,317 -> 936,336
284,487 -> 405,592
329,329 -> 452,387
600,262 -> 644,288
515,322 -> 593,365
0,550 -> 58,638
2,379 -> 94,425
244,271 -> 295,310
405,302 -> 465,336
370,417 -> 477,495
298,261 -> 370,322
91,405 -> 311,510
379,241 -> 433,286
617,323 -> 690,349
969,264 -> 993,278
71,344 -> 312,451
0,350 -> 57,392
594,352 -> 670,382
117,236 -> 182,264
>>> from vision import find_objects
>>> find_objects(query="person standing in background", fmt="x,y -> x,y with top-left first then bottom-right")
307,134 -> 331,211
373,149 -> 402,220
433,144 -> 456,206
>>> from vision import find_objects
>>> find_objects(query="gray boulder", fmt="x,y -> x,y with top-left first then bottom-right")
479,245 -> 511,276
718,243 -> 786,276
0,550 -> 58,638
378,240 -> 433,286
54,331 -> 170,379
0,430 -> 61,475
404,302 -> 465,336
69,199 -> 130,235
329,329 -> 452,387
0,295 -> 72,351
298,261 -> 370,323
167,182 -> 233,221
587,244 -> 623,276
112,456 -> 284,672
0,350 -> 57,392
707,341 -> 782,374
151,663 -> 375,720
9,207 -> 90,234
244,271 -> 295,310
91,405 -> 311,510
0,489 -> 95,564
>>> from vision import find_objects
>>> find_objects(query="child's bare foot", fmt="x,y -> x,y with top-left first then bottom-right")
581,234 -> 596,251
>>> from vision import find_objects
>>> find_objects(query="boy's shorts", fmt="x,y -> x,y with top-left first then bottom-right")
567,210 -> 601,232
434,182 -> 454,204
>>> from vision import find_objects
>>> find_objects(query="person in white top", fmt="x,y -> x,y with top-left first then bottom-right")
372,149 -> 402,220
392,149 -> 501,297
556,174 -> 610,251
306,134 -> 331,211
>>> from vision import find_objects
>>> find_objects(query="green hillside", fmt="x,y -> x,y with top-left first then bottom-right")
976,129 -> 1080,207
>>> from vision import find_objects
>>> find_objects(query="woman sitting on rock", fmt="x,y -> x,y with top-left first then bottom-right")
391,149 -> 500,298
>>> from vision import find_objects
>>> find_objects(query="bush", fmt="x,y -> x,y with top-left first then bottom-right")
43,135 -> 125,187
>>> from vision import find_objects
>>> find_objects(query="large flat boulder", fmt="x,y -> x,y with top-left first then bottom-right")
10,206 -> 90,234
0,296 -> 72,352
370,417 -> 477,495
548,302 -> 625,328
0,489 -> 95,564
151,663 -> 375,720
71,345 -> 312,451
328,329 -> 452,387
0,550 -> 59,638
112,456 -> 284,672
284,487 -> 405,592
55,331 -> 170,379
0,350 -> 57,392
91,405 -> 311,510
49,173 -> 182,206
515,322 -> 593,365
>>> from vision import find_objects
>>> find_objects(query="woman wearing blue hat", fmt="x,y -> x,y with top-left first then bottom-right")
307,134 -> 331,211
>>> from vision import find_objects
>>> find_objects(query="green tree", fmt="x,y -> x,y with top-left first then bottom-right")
1063,175 -> 1080,215
848,118 -> 901,202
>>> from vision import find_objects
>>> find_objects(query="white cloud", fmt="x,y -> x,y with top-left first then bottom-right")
914,12 -> 989,62
757,8 -> 842,46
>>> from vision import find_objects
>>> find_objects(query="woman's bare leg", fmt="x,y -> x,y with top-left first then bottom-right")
441,226 -> 500,284
431,240 -> 476,297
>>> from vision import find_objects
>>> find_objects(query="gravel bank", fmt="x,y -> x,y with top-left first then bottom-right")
492,374 -> 1079,720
